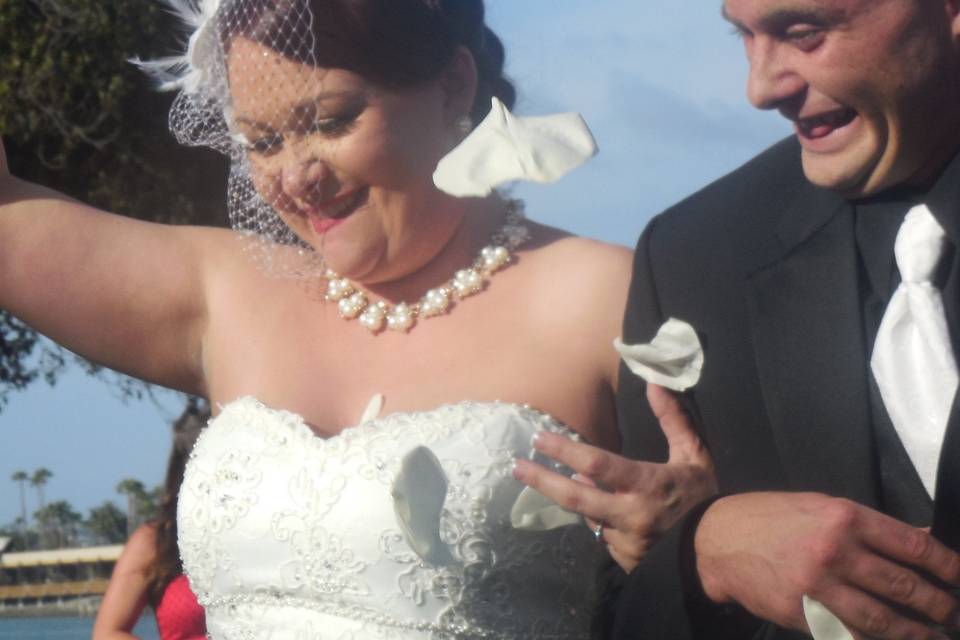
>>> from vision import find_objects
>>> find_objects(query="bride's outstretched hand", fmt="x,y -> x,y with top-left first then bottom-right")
512,384 -> 717,573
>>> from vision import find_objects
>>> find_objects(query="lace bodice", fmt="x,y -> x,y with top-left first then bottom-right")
178,397 -> 599,640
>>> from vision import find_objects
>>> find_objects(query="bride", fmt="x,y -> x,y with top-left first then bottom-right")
0,0 -> 714,637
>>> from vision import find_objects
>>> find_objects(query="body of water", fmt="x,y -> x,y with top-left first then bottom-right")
0,615 -> 160,639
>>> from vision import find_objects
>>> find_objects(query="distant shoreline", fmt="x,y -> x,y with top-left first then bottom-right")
0,596 -> 100,619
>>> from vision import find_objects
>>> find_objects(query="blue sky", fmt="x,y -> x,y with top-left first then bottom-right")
0,1 -> 790,527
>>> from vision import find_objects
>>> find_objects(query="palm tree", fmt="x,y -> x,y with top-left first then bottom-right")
30,468 -> 52,511
11,470 -> 28,532
30,468 -> 53,547
115,478 -> 146,538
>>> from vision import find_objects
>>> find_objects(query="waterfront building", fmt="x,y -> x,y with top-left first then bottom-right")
0,539 -> 121,617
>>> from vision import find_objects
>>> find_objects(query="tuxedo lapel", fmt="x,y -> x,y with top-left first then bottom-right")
744,187 -> 879,505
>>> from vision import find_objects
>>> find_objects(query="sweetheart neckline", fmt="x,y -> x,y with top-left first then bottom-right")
211,396 -> 576,444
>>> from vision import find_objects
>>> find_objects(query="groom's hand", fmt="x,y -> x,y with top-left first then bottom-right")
513,384 -> 717,572
695,492 -> 960,639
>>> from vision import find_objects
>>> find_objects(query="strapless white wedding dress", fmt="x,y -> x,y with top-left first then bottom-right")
178,397 -> 599,640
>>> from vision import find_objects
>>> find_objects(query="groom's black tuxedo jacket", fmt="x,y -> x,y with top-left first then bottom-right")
611,137 -> 960,639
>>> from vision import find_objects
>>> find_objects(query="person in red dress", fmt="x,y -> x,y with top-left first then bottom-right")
93,400 -> 208,640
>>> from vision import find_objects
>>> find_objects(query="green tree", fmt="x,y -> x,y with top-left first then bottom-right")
34,499 -> 82,549
0,522 -> 38,552
0,315 -> 61,409
86,501 -> 127,544
0,0 -> 229,409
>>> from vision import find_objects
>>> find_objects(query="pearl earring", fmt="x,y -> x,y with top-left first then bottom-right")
457,115 -> 473,135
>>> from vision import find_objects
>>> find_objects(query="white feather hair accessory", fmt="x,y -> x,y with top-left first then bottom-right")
129,0 -> 222,94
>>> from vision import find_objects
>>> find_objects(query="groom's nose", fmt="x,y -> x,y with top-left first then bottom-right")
745,39 -> 806,111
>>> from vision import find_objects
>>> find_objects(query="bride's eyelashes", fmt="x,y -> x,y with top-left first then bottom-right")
246,133 -> 284,156
306,114 -> 359,138
241,106 -> 364,157
295,100 -> 365,140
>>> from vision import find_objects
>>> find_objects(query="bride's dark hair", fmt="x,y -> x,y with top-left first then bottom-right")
221,0 -> 516,124
144,399 -> 209,607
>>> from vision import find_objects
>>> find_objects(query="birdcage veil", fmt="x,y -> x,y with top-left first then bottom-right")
134,0 -> 326,276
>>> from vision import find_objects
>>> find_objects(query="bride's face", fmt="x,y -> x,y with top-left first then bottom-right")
227,37 -> 465,283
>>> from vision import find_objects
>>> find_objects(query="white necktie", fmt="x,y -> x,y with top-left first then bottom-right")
870,203 -> 958,498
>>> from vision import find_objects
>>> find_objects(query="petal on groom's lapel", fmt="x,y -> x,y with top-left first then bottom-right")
614,318 -> 704,392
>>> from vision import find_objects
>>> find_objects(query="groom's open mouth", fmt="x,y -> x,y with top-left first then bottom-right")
793,108 -> 859,148
303,187 -> 369,234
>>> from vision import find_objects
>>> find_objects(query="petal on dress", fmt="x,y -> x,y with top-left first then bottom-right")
391,445 -> 456,567
510,486 -> 583,531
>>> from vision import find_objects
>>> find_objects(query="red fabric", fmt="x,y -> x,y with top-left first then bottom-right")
154,574 -> 206,640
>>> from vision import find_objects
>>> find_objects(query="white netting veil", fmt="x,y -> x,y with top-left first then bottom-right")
135,0 -> 324,275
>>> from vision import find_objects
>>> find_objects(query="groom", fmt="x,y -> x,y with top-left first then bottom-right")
612,0 -> 960,638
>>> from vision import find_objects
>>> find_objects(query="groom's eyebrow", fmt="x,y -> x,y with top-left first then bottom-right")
722,4 -> 844,37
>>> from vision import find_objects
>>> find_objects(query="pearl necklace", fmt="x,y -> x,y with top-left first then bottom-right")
323,200 -> 530,334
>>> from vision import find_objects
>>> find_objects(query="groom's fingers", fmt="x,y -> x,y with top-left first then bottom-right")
859,510 -> 960,589
846,553 -> 959,629
810,583 -> 951,640
850,511 -> 960,629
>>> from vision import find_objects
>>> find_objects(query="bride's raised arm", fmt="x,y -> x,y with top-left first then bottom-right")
0,136 -> 211,395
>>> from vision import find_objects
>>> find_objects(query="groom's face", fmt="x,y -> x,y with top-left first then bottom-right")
723,0 -> 960,197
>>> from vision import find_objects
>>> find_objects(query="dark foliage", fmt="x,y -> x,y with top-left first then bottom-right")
0,0 -> 231,407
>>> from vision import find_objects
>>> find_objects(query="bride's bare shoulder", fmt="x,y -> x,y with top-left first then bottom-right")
512,220 -> 634,334
520,220 -> 634,288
